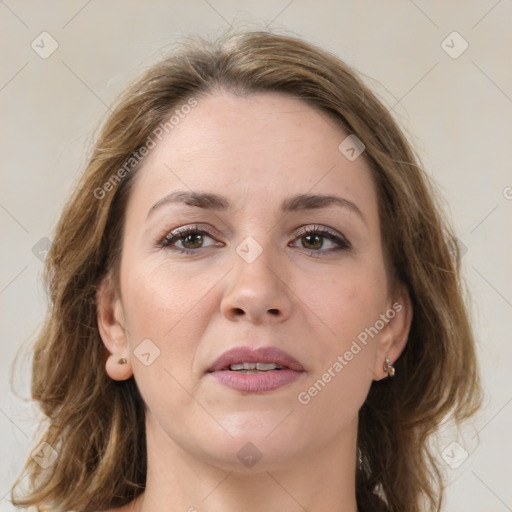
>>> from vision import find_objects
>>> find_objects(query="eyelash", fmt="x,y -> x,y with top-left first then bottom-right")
156,224 -> 351,256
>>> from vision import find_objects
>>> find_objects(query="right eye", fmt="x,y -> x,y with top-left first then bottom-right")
157,225 -> 223,254
155,223 -> 352,258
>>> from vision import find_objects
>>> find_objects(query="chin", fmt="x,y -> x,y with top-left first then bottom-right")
193,416 -> 309,472
202,438 -> 305,474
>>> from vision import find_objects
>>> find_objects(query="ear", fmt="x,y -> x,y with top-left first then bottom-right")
96,273 -> 133,381
372,282 -> 413,380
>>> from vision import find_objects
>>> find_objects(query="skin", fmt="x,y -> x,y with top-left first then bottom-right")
97,90 -> 412,512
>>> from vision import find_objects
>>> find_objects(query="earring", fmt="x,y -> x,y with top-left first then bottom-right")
383,357 -> 395,377
106,355 -> 132,381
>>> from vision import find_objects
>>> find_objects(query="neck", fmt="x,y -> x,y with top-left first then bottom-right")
134,414 -> 359,512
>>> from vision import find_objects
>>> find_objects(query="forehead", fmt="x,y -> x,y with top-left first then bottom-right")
128,90 -> 377,218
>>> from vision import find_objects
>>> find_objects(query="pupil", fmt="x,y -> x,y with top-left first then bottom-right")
303,234 -> 322,249
183,233 -> 203,249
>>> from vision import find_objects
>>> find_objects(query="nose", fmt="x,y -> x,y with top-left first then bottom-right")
220,241 -> 293,324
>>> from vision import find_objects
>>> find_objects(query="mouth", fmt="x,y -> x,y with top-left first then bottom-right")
224,362 -> 286,373
206,346 -> 305,393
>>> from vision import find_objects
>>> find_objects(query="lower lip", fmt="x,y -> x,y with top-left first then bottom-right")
209,369 -> 304,393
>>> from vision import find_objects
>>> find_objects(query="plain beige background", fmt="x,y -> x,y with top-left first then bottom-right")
1,1 -> 511,511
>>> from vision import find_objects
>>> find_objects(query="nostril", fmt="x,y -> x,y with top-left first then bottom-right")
268,309 -> 279,315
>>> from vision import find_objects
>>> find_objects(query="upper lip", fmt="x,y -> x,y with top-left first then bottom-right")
207,346 -> 305,372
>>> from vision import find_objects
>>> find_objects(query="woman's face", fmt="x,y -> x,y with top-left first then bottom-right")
101,91 -> 410,471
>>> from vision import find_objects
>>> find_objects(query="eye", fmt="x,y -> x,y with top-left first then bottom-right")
157,225 -> 223,254
156,224 -> 351,256
290,225 -> 351,254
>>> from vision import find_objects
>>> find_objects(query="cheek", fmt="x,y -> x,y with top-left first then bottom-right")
120,257 -> 220,338
292,257 -> 387,410
119,258 -> 225,396
298,257 -> 388,346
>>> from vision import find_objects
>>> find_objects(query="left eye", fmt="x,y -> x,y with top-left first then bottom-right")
289,226 -> 350,253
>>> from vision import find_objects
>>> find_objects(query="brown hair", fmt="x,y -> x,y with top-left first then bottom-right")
11,29 -> 481,511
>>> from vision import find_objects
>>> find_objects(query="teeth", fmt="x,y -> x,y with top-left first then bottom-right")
229,362 -> 283,371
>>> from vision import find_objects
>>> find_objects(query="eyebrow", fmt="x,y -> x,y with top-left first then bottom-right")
146,190 -> 366,224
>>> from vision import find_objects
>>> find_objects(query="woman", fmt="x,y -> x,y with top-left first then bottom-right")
12,29 -> 481,511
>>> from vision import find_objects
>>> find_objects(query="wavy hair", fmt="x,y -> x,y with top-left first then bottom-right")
11,29 -> 481,511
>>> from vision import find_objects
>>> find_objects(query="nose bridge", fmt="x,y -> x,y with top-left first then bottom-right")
220,233 -> 292,322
